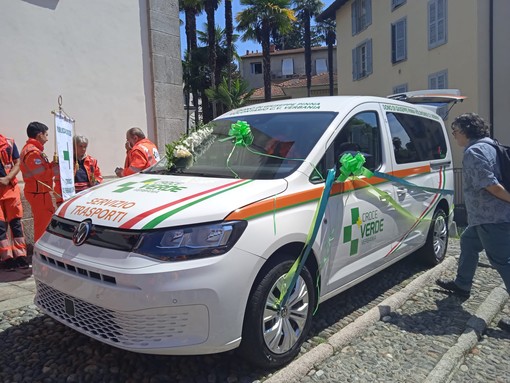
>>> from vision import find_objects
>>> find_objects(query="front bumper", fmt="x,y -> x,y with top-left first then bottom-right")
32,234 -> 264,355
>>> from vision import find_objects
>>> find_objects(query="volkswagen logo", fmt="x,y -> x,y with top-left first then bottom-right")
73,220 -> 92,246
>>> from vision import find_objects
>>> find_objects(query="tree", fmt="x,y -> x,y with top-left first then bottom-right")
204,0 -> 221,122
237,0 -> 296,102
225,0 -> 234,92
198,24 -> 240,115
180,0 -> 204,125
294,0 -> 324,97
316,18 -> 336,95
205,77 -> 255,110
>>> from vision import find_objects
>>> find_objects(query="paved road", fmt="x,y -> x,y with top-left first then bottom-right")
1,239 -> 509,382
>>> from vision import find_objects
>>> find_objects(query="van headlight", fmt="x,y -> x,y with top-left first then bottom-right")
133,221 -> 247,261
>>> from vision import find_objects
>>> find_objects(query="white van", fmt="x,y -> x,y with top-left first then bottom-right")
32,90 -> 463,368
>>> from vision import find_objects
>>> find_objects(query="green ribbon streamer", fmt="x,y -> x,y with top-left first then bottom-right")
221,120 -> 254,147
277,168 -> 336,308
222,120 -> 324,181
337,152 -> 420,221
337,152 -> 373,182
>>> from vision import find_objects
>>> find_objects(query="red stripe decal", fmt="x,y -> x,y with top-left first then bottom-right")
119,179 -> 246,229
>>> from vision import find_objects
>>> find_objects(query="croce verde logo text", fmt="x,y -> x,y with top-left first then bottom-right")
343,208 -> 384,255
113,178 -> 187,193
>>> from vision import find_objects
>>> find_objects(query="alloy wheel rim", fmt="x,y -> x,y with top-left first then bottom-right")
433,214 -> 447,259
262,274 -> 310,354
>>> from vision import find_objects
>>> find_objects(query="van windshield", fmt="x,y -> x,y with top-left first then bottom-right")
146,111 -> 337,179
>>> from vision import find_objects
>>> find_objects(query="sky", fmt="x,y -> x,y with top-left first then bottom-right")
179,0 -> 336,59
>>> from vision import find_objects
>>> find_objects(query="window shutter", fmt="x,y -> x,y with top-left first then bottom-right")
391,24 -> 396,63
352,48 -> 358,80
352,2 -> 357,35
428,0 -> 437,47
366,0 -> 372,27
367,39 -> 373,75
396,19 -> 406,61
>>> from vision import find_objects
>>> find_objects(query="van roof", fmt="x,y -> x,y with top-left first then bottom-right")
221,95 -> 444,120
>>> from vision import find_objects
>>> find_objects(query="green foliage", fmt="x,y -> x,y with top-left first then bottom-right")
236,0 -> 296,44
205,77 -> 255,111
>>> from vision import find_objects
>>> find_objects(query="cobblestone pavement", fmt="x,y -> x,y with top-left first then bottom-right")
1,238 -> 509,382
292,239 -> 510,383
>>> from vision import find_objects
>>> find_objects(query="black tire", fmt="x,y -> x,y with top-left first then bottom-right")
419,207 -> 449,266
239,258 -> 316,368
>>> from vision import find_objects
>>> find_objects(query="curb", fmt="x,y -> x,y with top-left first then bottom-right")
265,256 -> 457,383
425,284 -> 509,383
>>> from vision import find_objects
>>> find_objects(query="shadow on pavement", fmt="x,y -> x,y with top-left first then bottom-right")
381,294 -> 476,336
0,268 -> 32,282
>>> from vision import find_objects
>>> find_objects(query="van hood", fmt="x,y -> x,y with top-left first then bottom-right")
56,174 -> 288,230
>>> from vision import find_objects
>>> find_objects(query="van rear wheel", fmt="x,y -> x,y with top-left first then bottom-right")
239,258 -> 315,368
419,207 -> 448,266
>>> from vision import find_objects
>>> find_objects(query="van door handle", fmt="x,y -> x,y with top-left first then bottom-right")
397,187 -> 407,196
430,160 -> 451,168
379,191 -> 390,202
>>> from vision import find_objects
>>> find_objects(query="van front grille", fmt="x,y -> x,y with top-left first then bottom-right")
38,253 -> 117,285
35,281 -> 194,347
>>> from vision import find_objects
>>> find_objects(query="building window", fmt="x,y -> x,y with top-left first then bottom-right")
250,62 -> 262,74
392,0 -> 406,10
428,70 -> 448,89
392,83 -> 408,94
391,18 -> 407,63
315,58 -> 328,74
282,58 -> 294,76
351,0 -> 372,35
428,0 -> 447,49
352,39 -> 373,80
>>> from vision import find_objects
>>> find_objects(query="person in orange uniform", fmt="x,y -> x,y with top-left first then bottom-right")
20,122 -> 58,242
73,135 -> 103,192
115,127 -> 160,177
0,133 -> 28,271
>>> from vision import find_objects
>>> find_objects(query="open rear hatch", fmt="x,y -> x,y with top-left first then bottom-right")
387,89 -> 466,120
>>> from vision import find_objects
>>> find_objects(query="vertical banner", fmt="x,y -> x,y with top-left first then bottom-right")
55,113 -> 75,200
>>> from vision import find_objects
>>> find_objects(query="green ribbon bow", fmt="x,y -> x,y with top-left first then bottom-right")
226,120 -> 254,147
337,152 -> 373,182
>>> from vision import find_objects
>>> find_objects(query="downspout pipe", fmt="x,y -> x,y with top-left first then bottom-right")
490,0 -> 494,137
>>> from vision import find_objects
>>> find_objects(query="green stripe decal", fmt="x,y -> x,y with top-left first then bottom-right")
142,179 -> 254,229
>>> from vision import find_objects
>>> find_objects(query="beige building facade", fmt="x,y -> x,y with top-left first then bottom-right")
319,0 -> 510,168
0,0 -> 184,178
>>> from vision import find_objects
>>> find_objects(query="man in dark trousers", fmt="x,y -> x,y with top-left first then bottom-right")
436,113 -> 510,331
0,132 -> 28,270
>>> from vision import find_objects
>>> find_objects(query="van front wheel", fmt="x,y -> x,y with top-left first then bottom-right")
419,207 -> 448,266
239,259 -> 315,368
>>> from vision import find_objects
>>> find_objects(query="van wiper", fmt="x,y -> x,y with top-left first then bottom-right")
170,171 -> 236,178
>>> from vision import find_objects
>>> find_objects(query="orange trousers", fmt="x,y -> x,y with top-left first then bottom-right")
0,184 -> 27,261
24,191 -> 55,243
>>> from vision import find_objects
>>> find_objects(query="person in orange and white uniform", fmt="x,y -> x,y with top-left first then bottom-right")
20,122 -> 58,243
115,127 -> 160,177
0,133 -> 28,271
73,135 -> 103,192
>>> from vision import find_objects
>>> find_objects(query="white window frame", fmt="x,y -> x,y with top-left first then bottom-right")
391,0 -> 406,11
393,83 -> 408,94
428,70 -> 448,89
351,0 -> 372,35
391,17 -> 407,63
428,0 -> 447,49
250,62 -> 262,74
352,39 -> 373,80
315,58 -> 328,74
281,58 -> 294,76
